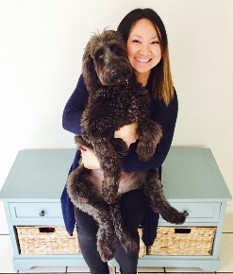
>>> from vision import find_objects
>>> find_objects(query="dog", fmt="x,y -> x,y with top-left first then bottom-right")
67,30 -> 187,262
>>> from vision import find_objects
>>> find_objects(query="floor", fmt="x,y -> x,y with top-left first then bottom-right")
1,210 -> 233,274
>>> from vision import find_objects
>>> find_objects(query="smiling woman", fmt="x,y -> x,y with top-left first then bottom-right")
62,7 -> 179,274
117,8 -> 174,105
126,18 -> 162,86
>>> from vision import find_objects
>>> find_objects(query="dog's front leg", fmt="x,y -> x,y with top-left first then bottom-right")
136,121 -> 163,161
92,138 -> 122,204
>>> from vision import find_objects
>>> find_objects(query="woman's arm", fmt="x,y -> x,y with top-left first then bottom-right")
62,75 -> 88,135
62,75 -> 101,169
121,90 -> 178,172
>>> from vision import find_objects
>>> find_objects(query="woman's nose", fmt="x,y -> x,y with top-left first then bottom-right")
139,44 -> 151,55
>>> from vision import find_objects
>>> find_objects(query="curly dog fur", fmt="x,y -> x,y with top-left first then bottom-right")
67,30 -> 187,262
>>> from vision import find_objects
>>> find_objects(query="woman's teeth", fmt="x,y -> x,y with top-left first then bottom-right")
136,57 -> 151,63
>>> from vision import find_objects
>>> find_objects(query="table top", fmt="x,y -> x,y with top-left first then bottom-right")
162,147 -> 231,201
0,147 -> 231,201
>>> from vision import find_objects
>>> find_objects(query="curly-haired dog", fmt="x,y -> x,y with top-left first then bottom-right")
67,30 -> 187,262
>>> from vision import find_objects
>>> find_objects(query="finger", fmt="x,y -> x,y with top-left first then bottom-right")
80,145 -> 88,151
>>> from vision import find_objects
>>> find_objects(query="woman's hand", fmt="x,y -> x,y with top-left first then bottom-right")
80,122 -> 138,169
80,146 -> 101,170
114,122 -> 139,147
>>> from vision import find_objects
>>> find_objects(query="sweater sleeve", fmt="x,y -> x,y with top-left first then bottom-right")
122,90 -> 178,172
62,75 -> 88,135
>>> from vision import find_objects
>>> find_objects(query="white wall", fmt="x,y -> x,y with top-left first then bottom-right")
0,0 -> 233,230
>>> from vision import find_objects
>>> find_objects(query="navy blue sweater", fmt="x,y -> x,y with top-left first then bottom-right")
61,74 -> 178,246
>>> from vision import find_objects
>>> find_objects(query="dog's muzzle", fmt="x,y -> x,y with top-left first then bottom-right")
108,64 -> 132,86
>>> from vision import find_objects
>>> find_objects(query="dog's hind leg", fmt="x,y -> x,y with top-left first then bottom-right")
66,167 -> 117,262
109,203 -> 139,255
144,169 -> 187,224
92,139 -> 122,204
79,201 -> 117,262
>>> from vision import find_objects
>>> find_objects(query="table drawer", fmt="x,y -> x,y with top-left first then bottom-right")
159,202 -> 221,223
9,202 -> 62,221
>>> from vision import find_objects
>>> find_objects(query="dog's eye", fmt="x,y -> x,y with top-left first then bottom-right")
95,49 -> 104,61
111,45 -> 124,55
97,54 -> 104,60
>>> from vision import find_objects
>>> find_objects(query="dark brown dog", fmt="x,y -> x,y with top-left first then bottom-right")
67,30 -> 187,262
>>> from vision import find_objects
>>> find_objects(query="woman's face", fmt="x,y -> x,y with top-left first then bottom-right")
127,18 -> 162,82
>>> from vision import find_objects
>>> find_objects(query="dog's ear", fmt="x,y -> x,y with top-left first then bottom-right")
82,36 -> 99,93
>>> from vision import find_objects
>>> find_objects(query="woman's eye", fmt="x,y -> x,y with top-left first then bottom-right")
132,39 -> 140,43
151,40 -> 159,45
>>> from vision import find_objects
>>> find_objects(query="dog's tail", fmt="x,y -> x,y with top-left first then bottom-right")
109,203 -> 139,255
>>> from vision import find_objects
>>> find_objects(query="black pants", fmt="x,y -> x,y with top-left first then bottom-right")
74,189 -> 149,274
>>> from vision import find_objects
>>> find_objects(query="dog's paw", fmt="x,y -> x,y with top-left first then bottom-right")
175,211 -> 188,224
136,143 -> 155,161
111,138 -> 129,158
120,232 -> 139,255
74,135 -> 92,150
98,246 -> 115,262
161,209 -> 188,225
97,227 -> 117,262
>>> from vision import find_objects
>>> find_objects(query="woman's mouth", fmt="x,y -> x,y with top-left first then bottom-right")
135,57 -> 151,63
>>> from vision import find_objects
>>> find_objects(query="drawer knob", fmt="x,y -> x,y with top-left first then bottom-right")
39,210 -> 45,217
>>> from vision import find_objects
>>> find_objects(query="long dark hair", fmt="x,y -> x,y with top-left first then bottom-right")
117,8 -> 174,105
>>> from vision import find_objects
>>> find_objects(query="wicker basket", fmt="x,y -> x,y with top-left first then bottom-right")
16,226 -> 216,257
147,226 -> 216,256
17,225 -> 146,257
16,226 -> 80,255
138,228 -> 146,257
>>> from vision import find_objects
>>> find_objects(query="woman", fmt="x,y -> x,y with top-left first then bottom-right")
61,8 -> 178,274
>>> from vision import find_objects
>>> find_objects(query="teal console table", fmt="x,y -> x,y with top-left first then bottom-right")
0,147 -> 231,271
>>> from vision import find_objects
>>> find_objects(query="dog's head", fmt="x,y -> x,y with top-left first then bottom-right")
82,30 -> 132,93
